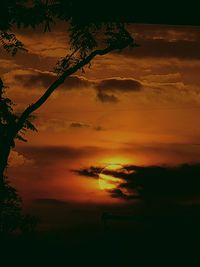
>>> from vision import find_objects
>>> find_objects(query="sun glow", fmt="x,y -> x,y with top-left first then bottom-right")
98,163 -> 124,191
99,156 -> 131,166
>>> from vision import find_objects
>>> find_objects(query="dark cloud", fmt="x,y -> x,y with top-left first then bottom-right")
7,68 -> 142,103
93,126 -> 104,131
122,39 -> 200,60
8,69 -> 143,104
69,122 -> 105,131
95,77 -> 142,103
120,164 -> 200,201
14,70 -> 56,88
122,143 -> 200,165
70,122 -> 90,128
36,118 -> 104,132
131,24 -> 200,42
13,70 -> 92,90
96,90 -> 119,103
77,164 -> 200,202
107,188 -> 132,199
95,78 -> 142,92
17,145 -> 103,165
73,166 -> 102,179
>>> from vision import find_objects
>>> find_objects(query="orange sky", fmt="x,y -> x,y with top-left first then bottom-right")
1,23 -> 200,207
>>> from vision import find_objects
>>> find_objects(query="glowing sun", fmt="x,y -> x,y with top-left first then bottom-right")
99,156 -> 131,166
98,163 -> 124,191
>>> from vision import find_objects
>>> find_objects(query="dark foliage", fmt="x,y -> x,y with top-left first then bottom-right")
0,176 -> 38,235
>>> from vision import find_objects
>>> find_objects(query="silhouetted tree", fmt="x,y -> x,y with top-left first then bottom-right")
0,1 -> 135,185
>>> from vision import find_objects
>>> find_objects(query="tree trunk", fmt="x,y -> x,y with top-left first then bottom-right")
0,140 -> 12,232
0,141 -> 11,187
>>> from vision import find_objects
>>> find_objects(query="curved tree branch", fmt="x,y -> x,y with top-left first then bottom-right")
16,39 -> 132,133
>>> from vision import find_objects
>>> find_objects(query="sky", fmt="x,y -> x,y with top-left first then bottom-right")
1,22 -> 200,230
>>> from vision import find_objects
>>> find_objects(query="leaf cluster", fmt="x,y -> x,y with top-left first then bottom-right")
0,31 -> 27,56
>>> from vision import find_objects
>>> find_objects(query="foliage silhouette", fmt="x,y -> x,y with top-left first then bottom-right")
0,176 -> 37,237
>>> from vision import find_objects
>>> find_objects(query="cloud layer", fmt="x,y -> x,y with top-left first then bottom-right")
76,163 -> 200,202
3,68 -> 143,103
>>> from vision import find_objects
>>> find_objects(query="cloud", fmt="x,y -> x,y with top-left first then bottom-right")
0,59 -> 19,73
95,77 -> 142,103
119,164 -> 200,201
4,69 -> 142,101
141,73 -> 182,83
93,126 -> 104,131
74,166 -> 102,179
16,29 -> 69,58
96,90 -> 119,103
131,24 -> 200,43
10,65 -> 200,108
3,66 -> 143,104
70,122 -> 90,128
14,69 -> 56,88
14,71 -> 141,93
36,118 -> 104,132
36,118 -> 70,132
95,77 -> 142,92
10,67 -> 198,107
4,69 -> 92,90
119,25 -> 200,61
4,68 -> 56,89
76,163 -> 200,202
131,75 -> 200,107
69,121 -> 104,131
123,39 -> 200,60
17,145 -> 103,166
122,143 -> 200,166
107,188 -> 132,199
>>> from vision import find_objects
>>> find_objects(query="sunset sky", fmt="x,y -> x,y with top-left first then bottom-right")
1,22 -> 200,229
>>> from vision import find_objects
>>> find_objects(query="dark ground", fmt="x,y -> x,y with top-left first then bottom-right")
1,213 -> 200,266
